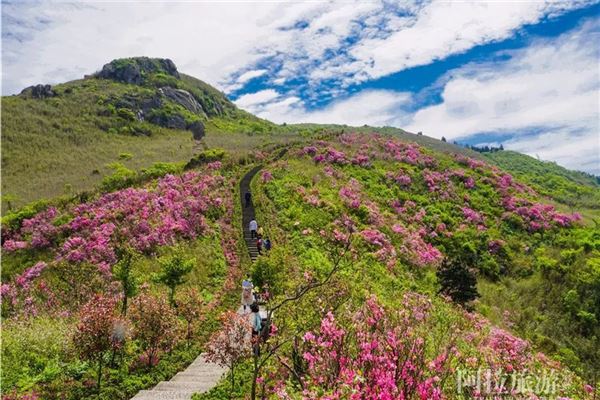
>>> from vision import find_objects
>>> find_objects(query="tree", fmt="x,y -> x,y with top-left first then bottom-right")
248,226 -> 354,400
176,288 -> 204,346
73,294 -> 125,392
129,293 -> 179,367
113,247 -> 140,315
204,311 -> 252,398
436,256 -> 479,308
154,247 -> 195,307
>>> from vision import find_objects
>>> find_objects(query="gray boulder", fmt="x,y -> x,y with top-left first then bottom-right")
21,84 -> 56,99
158,87 -> 204,115
189,120 -> 206,140
148,112 -> 187,130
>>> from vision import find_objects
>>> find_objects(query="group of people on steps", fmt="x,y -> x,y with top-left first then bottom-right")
243,190 -> 273,355
245,191 -> 272,255
241,274 -> 266,355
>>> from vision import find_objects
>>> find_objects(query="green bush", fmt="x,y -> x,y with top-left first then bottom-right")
1,317 -> 75,392
184,148 -> 226,170
101,162 -> 138,192
1,198 -> 50,230
147,72 -> 181,88
117,108 -> 136,121
141,162 -> 184,179
119,152 -> 134,160
251,250 -> 285,296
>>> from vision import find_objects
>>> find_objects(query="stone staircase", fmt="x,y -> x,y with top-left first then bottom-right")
130,354 -> 227,400
240,165 -> 263,262
130,163 -> 274,400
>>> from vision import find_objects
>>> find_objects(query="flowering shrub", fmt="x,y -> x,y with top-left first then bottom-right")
3,172 -> 225,271
1,262 -> 56,317
73,294 -> 125,390
422,169 -> 454,199
351,153 -> 370,167
290,295 -> 450,399
394,172 -> 412,187
502,197 -> 581,231
261,170 -> 273,183
338,179 -> 362,209
129,293 -> 179,367
205,311 -> 252,395
462,207 -> 484,225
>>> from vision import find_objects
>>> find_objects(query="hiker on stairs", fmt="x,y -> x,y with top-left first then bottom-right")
249,219 -> 258,239
241,275 -> 254,312
249,303 -> 262,356
256,237 -> 263,255
245,191 -> 252,208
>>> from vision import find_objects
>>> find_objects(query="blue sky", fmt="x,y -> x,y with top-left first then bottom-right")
2,1 -> 599,174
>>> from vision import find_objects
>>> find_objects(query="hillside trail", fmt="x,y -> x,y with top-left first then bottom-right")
131,148 -> 285,400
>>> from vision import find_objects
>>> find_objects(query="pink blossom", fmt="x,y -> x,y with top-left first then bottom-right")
261,170 -> 273,183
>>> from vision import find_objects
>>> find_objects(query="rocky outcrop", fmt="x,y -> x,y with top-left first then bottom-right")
189,120 -> 206,140
20,84 -> 56,99
107,91 -> 206,136
96,57 -> 179,85
158,87 -> 204,115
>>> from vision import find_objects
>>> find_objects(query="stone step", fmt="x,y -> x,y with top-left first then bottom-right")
153,381 -> 215,392
130,390 -> 197,400
181,362 -> 225,371
171,373 -> 225,383
181,366 -> 226,374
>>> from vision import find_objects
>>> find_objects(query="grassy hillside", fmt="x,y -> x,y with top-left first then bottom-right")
2,132 -> 598,399
2,58 -> 599,399
484,151 -> 600,211
1,58 -> 281,211
244,134 -> 599,385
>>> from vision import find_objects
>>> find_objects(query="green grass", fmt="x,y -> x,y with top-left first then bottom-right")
0,76 -> 297,211
484,151 -> 600,211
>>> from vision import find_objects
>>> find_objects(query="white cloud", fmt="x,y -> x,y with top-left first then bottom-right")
238,90 -> 411,127
237,69 -> 268,84
405,18 -> 600,173
234,89 -> 280,109
1,1 -> 333,94
349,1 -> 591,82
3,1 -> 592,95
504,128 -> 600,175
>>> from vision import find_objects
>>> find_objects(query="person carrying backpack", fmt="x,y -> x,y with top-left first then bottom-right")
245,191 -> 252,208
264,237 -> 272,251
249,219 -> 258,239
249,303 -> 262,355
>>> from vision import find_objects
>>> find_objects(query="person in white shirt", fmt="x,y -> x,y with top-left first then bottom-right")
241,274 -> 254,312
249,219 -> 258,238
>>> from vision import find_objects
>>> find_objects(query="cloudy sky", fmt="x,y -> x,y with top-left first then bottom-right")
2,0 -> 599,174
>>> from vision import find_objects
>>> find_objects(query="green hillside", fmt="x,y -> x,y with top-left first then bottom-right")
1,59 -> 599,399
484,151 -> 600,210
1,57 -> 281,211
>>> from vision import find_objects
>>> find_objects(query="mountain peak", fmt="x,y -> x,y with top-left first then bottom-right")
95,57 -> 179,85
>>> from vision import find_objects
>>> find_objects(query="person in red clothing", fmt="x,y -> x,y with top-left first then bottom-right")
256,237 -> 263,255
